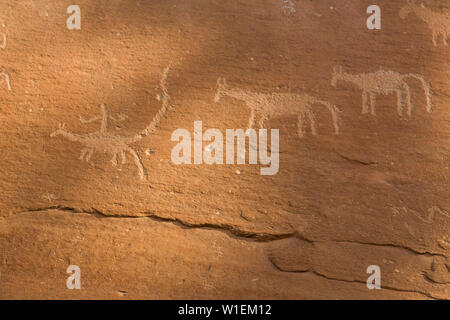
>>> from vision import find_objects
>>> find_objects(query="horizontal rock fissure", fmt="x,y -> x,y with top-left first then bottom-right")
336,152 -> 378,166
22,205 -> 295,242
268,256 -> 438,300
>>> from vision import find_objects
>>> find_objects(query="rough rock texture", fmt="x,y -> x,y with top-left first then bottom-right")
0,0 -> 449,299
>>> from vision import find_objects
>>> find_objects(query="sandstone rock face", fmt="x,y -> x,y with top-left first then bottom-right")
0,0 -> 448,299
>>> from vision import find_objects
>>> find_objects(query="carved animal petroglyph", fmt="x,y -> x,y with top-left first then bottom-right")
331,66 -> 433,117
214,78 -> 340,138
51,66 -> 172,180
399,1 -> 450,46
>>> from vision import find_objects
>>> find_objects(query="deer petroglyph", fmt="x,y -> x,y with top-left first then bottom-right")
331,66 -> 433,117
51,66 -> 172,181
399,1 -> 450,46
214,78 -> 340,138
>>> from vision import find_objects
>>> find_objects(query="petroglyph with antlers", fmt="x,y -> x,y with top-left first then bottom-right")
399,0 -> 449,46
214,78 -> 340,138
51,66 -> 172,181
331,66 -> 433,117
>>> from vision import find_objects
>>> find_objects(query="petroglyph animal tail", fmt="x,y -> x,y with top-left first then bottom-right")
214,78 -> 340,138
51,66 -> 172,180
400,1 -> 449,46
331,66 -> 433,117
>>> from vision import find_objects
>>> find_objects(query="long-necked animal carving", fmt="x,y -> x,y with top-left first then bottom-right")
331,66 -> 433,117
51,66 -> 171,180
214,78 -> 340,138
399,0 -> 449,46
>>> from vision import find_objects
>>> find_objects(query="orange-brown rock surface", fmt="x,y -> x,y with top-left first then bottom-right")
0,0 -> 448,299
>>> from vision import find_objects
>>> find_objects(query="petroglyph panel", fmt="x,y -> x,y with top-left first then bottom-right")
0,0 -> 448,299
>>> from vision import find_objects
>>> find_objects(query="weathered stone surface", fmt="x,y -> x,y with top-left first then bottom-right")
0,0 -> 448,299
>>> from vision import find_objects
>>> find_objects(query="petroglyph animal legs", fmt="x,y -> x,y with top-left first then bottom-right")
369,92 -> 376,115
297,110 -> 317,138
362,91 -> 369,114
80,148 -> 94,162
307,110 -> 317,136
297,114 -> 306,138
404,85 -> 412,116
111,151 -> 127,166
400,83 -> 414,117
396,89 -> 404,116
362,91 -> 376,115
0,33 -> 6,49
127,147 -> 146,181
431,31 -> 448,46
432,31 -> 438,46
0,72 -> 11,91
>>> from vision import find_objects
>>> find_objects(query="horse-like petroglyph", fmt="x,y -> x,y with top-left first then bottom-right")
214,78 -> 340,138
331,66 -> 433,117
51,66 -> 172,180
399,1 -> 450,46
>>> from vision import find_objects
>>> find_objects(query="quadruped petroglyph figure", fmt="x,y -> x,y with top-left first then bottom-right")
214,78 -> 340,138
331,66 -> 433,117
399,0 -> 450,46
51,66 -> 172,180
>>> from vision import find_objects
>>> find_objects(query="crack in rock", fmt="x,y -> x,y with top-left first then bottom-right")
22,205 -> 295,242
